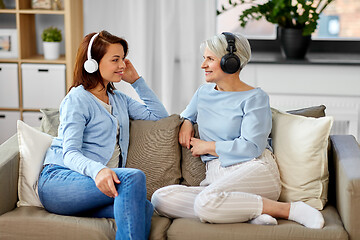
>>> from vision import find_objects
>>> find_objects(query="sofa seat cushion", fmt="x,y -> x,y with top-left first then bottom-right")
0,206 -> 172,240
167,205 -> 348,240
0,206 -> 116,240
150,213 -> 173,240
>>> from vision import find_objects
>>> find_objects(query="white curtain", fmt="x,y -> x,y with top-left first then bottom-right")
83,0 -> 216,114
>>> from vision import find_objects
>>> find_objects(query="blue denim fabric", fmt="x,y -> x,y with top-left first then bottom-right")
38,164 -> 153,240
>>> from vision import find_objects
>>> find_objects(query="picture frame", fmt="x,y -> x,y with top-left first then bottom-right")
0,29 -> 18,59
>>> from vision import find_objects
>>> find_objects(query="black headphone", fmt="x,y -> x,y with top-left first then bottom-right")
220,32 -> 241,74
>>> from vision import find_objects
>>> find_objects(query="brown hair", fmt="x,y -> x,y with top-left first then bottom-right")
71,30 -> 128,94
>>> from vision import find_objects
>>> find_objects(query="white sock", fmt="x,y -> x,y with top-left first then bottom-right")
249,214 -> 278,225
288,202 -> 325,229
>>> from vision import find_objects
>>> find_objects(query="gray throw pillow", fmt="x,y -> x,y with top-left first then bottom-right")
39,108 -> 60,137
286,105 -> 326,118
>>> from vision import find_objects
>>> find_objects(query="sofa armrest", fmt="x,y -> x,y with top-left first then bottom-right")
331,135 -> 360,240
0,134 -> 19,215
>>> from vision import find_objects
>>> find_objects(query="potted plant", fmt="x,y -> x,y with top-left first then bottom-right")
41,26 -> 62,60
217,0 -> 334,59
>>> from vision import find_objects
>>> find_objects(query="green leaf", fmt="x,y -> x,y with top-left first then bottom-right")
41,26 -> 62,42
218,0 -> 334,35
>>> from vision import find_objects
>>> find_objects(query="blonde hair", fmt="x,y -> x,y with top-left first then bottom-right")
200,33 -> 251,70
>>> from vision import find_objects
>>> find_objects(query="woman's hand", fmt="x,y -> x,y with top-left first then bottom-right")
179,120 -> 194,149
95,168 -> 121,198
122,59 -> 140,84
190,137 -> 218,157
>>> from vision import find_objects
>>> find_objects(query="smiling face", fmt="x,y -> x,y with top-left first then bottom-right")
201,47 -> 228,83
99,43 -> 126,85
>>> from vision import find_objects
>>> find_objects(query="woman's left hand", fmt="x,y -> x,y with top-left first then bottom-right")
122,59 -> 140,84
190,137 -> 218,157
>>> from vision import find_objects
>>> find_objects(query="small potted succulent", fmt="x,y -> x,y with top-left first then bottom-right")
41,26 -> 62,60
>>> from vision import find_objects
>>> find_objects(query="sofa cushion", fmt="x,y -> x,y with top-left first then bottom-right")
150,213 -> 173,240
0,206 -> 172,240
39,108 -> 60,137
126,114 -> 183,199
166,205 -> 347,240
181,124 -> 206,186
271,108 -> 333,210
0,206 -> 116,240
286,105 -> 326,118
17,120 -> 53,208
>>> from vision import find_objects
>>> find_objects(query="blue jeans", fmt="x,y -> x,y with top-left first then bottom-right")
38,164 -> 153,240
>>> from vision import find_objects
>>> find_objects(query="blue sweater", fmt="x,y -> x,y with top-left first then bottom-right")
43,77 -> 168,180
181,83 -> 272,167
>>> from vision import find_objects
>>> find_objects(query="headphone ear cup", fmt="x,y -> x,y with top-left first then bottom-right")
220,53 -> 241,74
84,59 -> 98,73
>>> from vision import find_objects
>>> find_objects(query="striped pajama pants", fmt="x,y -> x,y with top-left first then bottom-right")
151,149 -> 281,223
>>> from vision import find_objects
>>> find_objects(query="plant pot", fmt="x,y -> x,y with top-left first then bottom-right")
43,42 -> 60,60
279,27 -> 311,59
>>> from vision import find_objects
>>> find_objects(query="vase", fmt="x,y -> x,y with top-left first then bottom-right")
43,42 -> 60,60
279,27 -> 311,59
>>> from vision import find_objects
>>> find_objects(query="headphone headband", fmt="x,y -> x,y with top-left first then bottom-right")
222,32 -> 237,53
87,33 -> 99,60
84,32 -> 100,73
220,32 -> 241,74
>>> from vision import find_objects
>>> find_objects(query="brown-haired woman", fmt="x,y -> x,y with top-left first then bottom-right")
38,30 -> 168,240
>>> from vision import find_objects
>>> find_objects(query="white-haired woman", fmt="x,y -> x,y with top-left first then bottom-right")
151,32 -> 324,229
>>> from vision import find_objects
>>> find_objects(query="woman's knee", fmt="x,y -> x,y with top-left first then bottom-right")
193,190 -> 232,223
193,191 -> 215,222
115,168 -> 146,185
151,185 -> 180,207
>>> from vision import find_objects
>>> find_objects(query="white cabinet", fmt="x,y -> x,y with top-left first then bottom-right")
0,111 -> 20,145
22,111 -> 43,128
251,64 -> 360,96
246,63 -> 360,141
0,63 -> 19,108
22,64 -> 66,109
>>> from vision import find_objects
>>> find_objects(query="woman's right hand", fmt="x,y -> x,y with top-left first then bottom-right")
122,59 -> 140,84
95,168 -> 121,198
179,120 -> 194,149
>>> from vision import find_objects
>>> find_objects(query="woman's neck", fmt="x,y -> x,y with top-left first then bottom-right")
215,77 -> 254,92
89,84 -> 109,104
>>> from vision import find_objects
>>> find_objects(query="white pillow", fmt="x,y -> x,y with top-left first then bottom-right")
271,108 -> 333,210
17,120 -> 53,207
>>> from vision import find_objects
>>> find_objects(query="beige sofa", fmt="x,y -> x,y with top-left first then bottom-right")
1,107 -> 360,240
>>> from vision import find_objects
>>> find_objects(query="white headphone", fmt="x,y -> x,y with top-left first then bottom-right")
84,32 -> 100,73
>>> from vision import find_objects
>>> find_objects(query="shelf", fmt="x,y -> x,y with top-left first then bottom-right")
0,58 -> 19,63
0,108 -> 21,112
19,9 -> 65,15
20,54 -> 66,64
22,108 -> 41,112
0,9 -> 17,13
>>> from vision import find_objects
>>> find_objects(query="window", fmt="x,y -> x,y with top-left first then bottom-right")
217,0 -> 360,53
